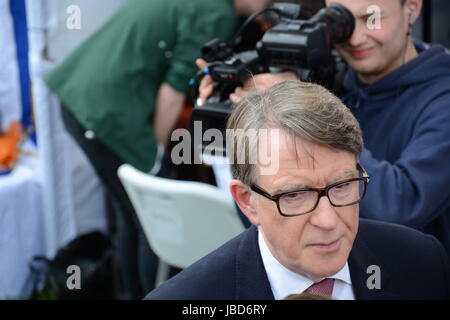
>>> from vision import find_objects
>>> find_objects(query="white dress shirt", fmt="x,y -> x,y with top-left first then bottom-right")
258,228 -> 355,300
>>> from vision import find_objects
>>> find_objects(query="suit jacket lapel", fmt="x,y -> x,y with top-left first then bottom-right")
348,229 -> 400,300
235,226 -> 275,300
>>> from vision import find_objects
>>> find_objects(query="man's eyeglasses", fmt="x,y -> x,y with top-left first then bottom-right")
250,164 -> 370,217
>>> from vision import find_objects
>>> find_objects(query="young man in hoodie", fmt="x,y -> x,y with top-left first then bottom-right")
328,0 -> 450,255
198,0 -> 450,253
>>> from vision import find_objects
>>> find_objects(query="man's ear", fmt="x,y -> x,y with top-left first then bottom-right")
406,0 -> 422,24
230,179 -> 260,226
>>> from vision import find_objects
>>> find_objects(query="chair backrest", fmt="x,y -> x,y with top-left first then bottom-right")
117,164 -> 245,269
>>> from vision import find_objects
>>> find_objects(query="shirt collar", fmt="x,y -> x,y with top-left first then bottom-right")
258,227 -> 352,300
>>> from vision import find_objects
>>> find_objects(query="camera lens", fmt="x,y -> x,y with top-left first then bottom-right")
310,3 -> 355,44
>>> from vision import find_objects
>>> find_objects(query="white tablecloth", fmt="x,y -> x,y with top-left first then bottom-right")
0,139 -> 45,299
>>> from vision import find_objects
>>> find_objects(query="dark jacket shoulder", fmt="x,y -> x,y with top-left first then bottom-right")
350,219 -> 450,299
145,220 -> 450,300
144,226 -> 270,300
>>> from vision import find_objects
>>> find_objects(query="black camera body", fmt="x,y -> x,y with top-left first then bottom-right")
257,20 -> 336,87
258,21 -> 332,70
258,4 -> 354,71
189,3 -> 355,155
205,49 -> 267,101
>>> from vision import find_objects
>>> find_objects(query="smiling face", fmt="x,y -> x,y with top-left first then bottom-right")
237,132 -> 359,281
326,0 -> 421,83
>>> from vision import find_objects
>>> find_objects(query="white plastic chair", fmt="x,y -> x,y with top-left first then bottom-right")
117,164 -> 245,286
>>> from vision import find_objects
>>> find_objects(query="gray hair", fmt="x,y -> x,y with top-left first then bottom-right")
226,80 -> 363,185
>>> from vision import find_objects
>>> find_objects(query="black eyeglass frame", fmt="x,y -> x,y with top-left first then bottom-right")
250,164 -> 371,217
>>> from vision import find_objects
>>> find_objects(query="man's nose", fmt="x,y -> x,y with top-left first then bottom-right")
348,20 -> 368,48
308,195 -> 339,231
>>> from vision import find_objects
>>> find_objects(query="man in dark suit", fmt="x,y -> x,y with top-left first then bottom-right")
145,81 -> 450,300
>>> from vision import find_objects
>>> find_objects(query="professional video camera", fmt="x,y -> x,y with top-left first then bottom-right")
189,2 -> 355,154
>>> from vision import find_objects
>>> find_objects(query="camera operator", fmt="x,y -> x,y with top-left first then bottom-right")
198,0 -> 450,253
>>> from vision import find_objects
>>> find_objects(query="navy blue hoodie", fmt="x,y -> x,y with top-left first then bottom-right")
341,42 -> 450,253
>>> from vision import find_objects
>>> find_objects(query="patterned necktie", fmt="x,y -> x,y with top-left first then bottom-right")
304,278 -> 335,298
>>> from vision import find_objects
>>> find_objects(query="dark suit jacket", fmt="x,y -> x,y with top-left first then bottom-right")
145,219 -> 450,300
